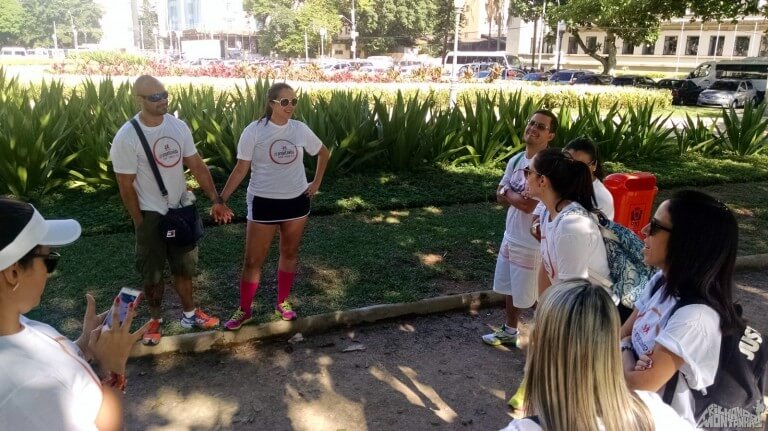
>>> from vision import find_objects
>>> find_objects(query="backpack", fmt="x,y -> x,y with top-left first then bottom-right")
560,206 -> 656,308
662,298 -> 768,430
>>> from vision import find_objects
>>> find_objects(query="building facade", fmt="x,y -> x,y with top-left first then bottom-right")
507,14 -> 768,74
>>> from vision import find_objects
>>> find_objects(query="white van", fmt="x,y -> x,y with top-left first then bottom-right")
1,47 -> 27,57
443,51 -> 522,78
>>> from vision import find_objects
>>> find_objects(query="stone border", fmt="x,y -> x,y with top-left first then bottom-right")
129,254 -> 768,358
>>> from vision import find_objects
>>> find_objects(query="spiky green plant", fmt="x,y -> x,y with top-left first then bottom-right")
716,101 -> 768,156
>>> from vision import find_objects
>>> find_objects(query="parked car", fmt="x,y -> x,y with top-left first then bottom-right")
573,74 -> 613,85
397,60 -> 424,76
671,80 -> 705,105
549,70 -> 592,84
656,79 -> 685,90
522,72 -> 550,81
697,79 -> 758,108
611,75 -> 657,88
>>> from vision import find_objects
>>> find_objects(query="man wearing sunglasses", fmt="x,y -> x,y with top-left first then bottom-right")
110,75 -> 231,346
482,109 -> 558,348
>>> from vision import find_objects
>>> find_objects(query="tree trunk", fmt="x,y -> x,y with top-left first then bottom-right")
571,29 -> 616,74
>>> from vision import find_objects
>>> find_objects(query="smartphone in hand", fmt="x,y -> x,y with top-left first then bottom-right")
103,287 -> 142,329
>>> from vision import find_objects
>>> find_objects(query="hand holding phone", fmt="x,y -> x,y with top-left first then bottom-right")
103,287 -> 142,330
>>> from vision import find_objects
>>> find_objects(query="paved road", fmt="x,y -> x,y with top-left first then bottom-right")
125,270 -> 768,431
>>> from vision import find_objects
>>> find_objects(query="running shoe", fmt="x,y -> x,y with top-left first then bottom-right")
142,319 -> 162,346
223,307 -> 253,331
275,301 -> 297,321
180,308 -> 220,329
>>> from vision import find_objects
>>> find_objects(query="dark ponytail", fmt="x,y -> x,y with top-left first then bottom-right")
564,137 -> 605,181
533,148 -> 596,212
258,82 -> 293,126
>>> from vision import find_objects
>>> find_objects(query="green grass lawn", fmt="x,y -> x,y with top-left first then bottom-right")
30,181 -> 768,339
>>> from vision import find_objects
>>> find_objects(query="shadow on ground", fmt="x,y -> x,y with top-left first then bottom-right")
124,271 -> 768,431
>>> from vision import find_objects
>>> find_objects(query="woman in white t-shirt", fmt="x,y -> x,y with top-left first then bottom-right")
563,137 -> 614,220
525,148 -> 610,292
220,83 -> 330,329
620,190 -> 744,427
0,197 -> 149,430
500,279 -> 694,431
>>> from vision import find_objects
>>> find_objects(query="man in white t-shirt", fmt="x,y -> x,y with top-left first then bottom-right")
110,75 -> 231,346
482,110 -> 557,347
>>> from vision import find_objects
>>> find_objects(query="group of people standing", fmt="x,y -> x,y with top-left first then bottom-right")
0,75 -> 329,428
0,75 -> 753,430
486,110 -> 749,430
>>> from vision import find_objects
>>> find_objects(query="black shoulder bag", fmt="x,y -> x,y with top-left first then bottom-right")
130,118 -> 204,247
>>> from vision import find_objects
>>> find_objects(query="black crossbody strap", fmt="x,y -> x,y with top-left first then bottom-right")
130,118 -> 168,198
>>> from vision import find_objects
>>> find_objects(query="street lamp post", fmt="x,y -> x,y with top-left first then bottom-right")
319,27 -> 327,58
449,0 -> 466,109
339,0 -> 357,59
556,21 -> 566,72
68,11 -> 78,49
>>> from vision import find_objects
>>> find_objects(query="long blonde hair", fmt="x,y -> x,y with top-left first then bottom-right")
523,280 -> 654,431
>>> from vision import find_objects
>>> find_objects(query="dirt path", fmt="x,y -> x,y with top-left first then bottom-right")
125,270 -> 768,431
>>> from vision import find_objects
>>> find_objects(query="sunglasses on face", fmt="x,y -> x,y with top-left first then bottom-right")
33,251 -> 60,273
527,119 -> 550,131
522,167 -> 543,178
139,91 -> 169,102
272,98 -> 298,107
648,218 -> 672,236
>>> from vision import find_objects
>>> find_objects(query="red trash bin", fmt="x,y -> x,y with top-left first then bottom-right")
603,172 -> 658,237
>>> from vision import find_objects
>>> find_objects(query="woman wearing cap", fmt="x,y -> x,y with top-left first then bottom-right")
0,197 -> 149,430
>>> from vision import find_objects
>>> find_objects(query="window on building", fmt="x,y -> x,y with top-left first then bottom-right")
567,37 -> 578,54
642,42 -> 655,55
685,36 -> 699,55
733,36 -> 750,57
334,49 -> 344,55
544,39 -> 554,54
603,39 -> 610,54
586,36 -> 597,53
663,36 -> 678,55
622,41 -> 634,55
760,35 -> 768,57
708,36 -> 725,56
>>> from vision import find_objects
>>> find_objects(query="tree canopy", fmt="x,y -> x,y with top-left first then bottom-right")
16,0 -> 103,47
0,0 -> 25,46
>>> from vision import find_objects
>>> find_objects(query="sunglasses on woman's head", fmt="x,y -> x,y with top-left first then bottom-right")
33,251 -> 60,273
139,91 -> 169,102
648,218 -> 672,236
272,98 -> 298,107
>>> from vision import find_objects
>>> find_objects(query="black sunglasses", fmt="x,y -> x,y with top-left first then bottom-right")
527,119 -> 550,131
140,91 -> 169,102
272,98 -> 298,107
33,251 -> 60,273
648,218 -> 672,236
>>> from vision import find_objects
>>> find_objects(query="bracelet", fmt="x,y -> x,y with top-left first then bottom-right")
101,372 -> 127,393
214,195 -> 224,205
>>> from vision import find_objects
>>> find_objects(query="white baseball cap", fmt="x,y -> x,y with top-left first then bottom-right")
0,204 -> 81,271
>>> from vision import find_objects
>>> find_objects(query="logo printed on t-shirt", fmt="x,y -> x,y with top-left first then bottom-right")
152,137 -> 183,168
269,140 -> 298,165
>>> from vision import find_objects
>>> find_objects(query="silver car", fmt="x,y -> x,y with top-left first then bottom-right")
697,79 -> 758,108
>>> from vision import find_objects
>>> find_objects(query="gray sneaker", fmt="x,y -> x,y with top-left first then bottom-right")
482,324 -> 519,347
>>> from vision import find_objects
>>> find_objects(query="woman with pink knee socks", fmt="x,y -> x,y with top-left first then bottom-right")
218,83 -> 329,329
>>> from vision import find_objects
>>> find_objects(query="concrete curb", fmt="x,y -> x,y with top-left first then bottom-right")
129,253 -> 768,358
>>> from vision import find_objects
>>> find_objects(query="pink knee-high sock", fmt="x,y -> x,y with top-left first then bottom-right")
277,270 -> 296,304
239,280 -> 259,314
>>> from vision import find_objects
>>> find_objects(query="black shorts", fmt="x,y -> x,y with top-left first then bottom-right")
248,193 -> 310,224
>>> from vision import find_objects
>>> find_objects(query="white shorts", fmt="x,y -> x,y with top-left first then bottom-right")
493,237 -> 541,308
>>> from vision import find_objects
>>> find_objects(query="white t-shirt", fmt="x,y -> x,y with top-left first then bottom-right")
0,316 -> 102,430
538,201 -> 610,284
499,390 -> 695,431
110,114 -> 198,214
593,179 -> 615,220
499,153 -> 539,250
631,272 -> 722,427
237,119 -> 323,199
